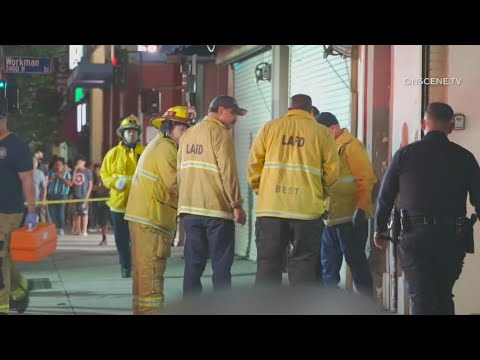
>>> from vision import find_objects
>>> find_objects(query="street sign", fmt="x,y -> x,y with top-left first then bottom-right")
2,56 -> 52,74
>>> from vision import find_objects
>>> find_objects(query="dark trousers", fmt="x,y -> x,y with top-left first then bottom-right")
399,224 -> 466,315
321,221 -> 373,297
182,215 -> 235,296
255,217 -> 324,286
110,211 -> 132,269
93,202 -> 109,227
47,194 -> 68,230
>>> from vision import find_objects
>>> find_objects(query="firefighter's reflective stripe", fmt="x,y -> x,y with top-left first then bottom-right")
110,207 -> 126,213
124,214 -> 174,237
10,287 -> 27,301
338,175 -> 355,183
113,175 -> 133,180
180,160 -> 220,173
133,296 -> 162,306
178,206 -> 233,220
137,169 -> 159,182
133,296 -> 163,313
256,210 -> 321,220
10,277 -> 29,301
264,162 -> 322,176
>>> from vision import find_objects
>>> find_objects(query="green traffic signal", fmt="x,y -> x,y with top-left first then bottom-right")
0,80 -> 6,89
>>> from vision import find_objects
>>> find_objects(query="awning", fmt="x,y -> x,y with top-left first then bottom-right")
67,63 -> 113,89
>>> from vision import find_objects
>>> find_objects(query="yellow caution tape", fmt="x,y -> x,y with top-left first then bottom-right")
30,197 -> 110,206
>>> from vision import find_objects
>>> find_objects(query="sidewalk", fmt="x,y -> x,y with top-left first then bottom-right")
15,233 -> 257,315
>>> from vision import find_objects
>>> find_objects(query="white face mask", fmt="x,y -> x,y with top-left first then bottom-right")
124,130 -> 139,145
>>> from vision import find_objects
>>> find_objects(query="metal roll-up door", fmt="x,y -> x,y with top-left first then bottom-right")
289,45 -> 352,130
233,50 -> 272,261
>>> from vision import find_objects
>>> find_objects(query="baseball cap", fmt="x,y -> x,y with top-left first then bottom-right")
208,95 -> 248,116
316,112 -> 339,127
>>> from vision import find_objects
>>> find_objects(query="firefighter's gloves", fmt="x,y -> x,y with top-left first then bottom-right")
115,178 -> 127,191
373,230 -> 391,250
352,208 -> 366,227
25,213 -> 39,231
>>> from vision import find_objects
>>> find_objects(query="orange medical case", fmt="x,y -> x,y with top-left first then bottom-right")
10,223 -> 58,262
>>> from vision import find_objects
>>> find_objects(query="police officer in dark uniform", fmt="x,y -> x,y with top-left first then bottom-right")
374,102 -> 480,315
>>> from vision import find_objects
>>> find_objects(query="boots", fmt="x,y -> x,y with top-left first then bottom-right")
10,278 -> 30,314
98,235 -> 107,246
121,266 -> 132,278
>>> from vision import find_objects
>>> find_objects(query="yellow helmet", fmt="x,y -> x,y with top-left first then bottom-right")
150,106 -> 197,129
117,114 -> 142,137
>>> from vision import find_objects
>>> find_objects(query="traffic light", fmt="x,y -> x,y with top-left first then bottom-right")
0,81 -> 8,118
141,89 -> 160,115
0,80 -> 6,98
0,97 -> 6,119
6,85 -> 19,113
113,49 -> 128,87
0,80 -> 19,115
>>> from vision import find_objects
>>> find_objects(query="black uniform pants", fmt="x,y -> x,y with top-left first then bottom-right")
399,224 -> 466,315
183,215 -> 235,297
255,217 -> 324,286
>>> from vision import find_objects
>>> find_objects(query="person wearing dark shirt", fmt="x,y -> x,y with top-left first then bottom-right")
71,155 -> 93,237
92,163 -> 110,245
374,102 -> 480,315
0,106 -> 38,315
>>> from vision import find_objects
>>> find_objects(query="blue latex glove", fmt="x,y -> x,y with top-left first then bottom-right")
25,213 -> 39,230
115,178 -> 127,191
352,208 -> 366,227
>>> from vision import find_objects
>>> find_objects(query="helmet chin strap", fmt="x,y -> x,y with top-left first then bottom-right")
123,139 -> 137,149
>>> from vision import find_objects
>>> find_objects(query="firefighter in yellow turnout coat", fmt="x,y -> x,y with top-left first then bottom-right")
125,106 -> 195,314
247,95 -> 340,285
101,115 -> 145,278
316,112 -> 377,296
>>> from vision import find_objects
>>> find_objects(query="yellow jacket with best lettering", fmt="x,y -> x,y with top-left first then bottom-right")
248,109 -> 340,220
124,134 -> 178,239
177,116 -> 243,220
324,129 -> 377,226
100,141 -> 145,213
